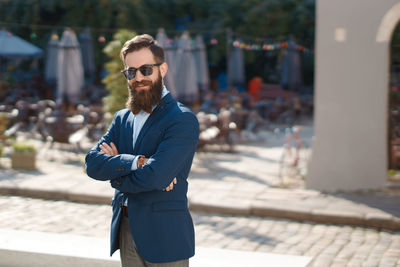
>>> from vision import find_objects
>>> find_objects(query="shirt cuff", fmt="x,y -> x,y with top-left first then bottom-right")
131,155 -> 141,171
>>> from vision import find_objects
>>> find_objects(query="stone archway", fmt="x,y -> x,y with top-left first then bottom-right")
376,2 -> 400,43
388,23 -> 400,176
378,3 -> 400,181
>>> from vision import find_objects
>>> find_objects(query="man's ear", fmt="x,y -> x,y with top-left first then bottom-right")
160,62 -> 168,78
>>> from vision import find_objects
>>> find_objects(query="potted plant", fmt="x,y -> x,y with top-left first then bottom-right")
388,169 -> 400,182
11,141 -> 36,170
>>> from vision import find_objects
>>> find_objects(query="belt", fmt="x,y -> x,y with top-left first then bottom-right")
123,206 -> 128,217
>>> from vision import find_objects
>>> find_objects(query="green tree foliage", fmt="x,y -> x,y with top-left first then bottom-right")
0,0 -> 315,86
102,29 -> 136,114
0,0 -> 315,47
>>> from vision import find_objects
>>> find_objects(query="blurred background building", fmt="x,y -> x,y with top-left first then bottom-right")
308,0 -> 400,191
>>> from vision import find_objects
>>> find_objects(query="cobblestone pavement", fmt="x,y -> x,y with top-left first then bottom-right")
2,196 -> 399,267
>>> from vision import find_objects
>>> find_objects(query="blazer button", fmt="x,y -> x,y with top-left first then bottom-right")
115,181 -> 121,186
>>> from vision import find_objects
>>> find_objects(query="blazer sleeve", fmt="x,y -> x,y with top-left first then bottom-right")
110,111 -> 199,193
85,111 -> 135,181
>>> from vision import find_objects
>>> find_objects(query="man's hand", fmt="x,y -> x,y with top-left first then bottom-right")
164,178 -> 177,192
100,145 -> 177,191
100,142 -> 118,156
137,156 -> 177,191
137,156 -> 148,168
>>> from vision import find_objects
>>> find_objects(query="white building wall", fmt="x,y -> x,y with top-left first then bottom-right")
308,0 -> 400,191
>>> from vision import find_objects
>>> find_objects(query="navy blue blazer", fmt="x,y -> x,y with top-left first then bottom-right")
85,93 -> 199,263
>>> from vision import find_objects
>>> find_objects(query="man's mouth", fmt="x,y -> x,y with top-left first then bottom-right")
133,81 -> 152,90
136,84 -> 149,89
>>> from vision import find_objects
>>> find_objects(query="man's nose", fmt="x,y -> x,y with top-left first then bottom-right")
135,70 -> 145,81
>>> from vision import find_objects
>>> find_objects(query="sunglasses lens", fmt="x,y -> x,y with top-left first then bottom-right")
123,69 -> 136,80
139,66 -> 153,76
128,69 -> 136,80
123,64 -> 159,80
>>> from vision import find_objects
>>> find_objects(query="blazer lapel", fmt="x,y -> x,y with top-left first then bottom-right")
124,111 -> 134,154
134,94 -> 174,152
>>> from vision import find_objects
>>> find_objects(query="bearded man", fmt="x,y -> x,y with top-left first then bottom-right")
86,34 -> 199,267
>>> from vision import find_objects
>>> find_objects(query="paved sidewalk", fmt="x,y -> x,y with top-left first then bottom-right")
0,126 -> 399,231
1,196 -> 399,267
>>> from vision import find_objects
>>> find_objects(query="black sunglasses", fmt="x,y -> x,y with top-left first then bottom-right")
121,63 -> 163,80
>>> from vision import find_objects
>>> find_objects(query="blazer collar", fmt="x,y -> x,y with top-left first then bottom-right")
133,93 -> 175,152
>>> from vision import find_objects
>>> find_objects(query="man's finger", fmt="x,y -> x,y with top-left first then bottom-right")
110,142 -> 119,155
99,144 -> 111,155
101,143 -> 115,156
166,182 -> 174,191
102,143 -> 112,151
173,178 -> 177,184
100,143 -> 110,152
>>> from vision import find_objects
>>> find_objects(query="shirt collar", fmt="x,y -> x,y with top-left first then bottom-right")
161,86 -> 169,98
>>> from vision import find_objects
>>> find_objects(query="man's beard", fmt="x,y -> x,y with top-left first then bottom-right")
126,72 -> 163,113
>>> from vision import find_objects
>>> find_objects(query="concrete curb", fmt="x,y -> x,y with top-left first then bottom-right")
1,187 -> 399,231
0,230 -> 312,267
191,201 -> 400,231
0,229 -> 120,267
0,187 -> 110,205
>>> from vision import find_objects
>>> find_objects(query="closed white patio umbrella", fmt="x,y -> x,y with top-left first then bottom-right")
80,27 -> 96,83
227,41 -> 246,87
44,32 -> 59,84
156,28 -> 177,97
280,39 -> 302,93
193,34 -> 210,93
174,31 -> 198,104
57,29 -> 84,104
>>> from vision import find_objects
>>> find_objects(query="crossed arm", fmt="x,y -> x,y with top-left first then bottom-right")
99,142 -> 177,191
86,111 -> 199,194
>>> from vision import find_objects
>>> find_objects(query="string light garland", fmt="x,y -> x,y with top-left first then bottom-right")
0,20 -> 314,52
229,39 -> 313,53
210,38 -> 218,45
98,36 -> 106,43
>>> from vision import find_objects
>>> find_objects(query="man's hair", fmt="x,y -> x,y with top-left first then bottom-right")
120,34 -> 165,63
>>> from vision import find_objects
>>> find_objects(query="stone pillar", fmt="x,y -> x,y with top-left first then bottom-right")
307,0 -> 399,191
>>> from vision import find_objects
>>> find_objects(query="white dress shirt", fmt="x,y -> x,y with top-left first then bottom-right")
125,86 -> 169,207
130,86 -> 169,170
